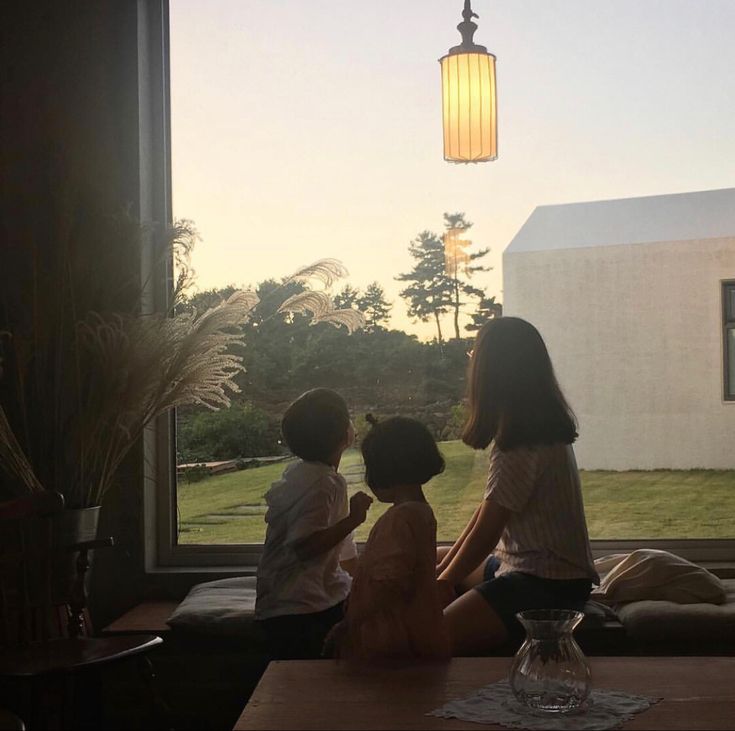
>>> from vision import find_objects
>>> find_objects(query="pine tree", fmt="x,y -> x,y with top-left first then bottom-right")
332,284 -> 360,310
398,213 -> 492,342
466,295 -> 503,332
442,213 -> 491,340
358,281 -> 392,331
396,231 -> 453,343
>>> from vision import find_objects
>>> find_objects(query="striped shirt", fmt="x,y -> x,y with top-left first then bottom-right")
484,442 -> 599,583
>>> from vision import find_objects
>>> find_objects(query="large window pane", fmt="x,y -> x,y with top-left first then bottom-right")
170,1 -> 735,545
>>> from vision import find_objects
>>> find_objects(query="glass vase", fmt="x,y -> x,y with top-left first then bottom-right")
509,609 -> 591,714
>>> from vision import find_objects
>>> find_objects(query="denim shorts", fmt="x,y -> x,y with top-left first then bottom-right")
475,556 -> 592,638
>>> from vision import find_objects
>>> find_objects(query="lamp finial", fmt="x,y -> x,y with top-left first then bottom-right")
462,0 -> 479,23
449,0 -> 487,54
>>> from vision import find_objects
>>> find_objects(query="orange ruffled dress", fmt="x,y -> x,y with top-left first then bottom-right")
340,501 -> 450,660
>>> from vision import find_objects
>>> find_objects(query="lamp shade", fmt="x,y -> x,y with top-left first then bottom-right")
440,50 -> 497,163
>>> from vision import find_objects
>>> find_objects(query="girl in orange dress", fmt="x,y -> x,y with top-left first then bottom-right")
335,415 -> 450,661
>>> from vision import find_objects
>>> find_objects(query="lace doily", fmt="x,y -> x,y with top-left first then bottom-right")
428,679 -> 660,730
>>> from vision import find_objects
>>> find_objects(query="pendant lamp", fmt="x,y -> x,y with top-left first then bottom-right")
440,0 -> 497,163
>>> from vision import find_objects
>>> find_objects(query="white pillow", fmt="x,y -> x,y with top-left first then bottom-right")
591,549 -> 726,605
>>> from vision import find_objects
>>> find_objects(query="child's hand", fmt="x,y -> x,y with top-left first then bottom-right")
349,491 -> 373,526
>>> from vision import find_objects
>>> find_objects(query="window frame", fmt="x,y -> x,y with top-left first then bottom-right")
724,280 -> 735,402
142,0 -> 262,569
143,1 -> 735,570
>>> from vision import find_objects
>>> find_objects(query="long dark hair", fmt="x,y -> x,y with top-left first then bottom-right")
462,317 -> 577,451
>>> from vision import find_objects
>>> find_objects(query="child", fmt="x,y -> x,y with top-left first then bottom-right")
437,317 -> 599,655
335,415 -> 450,661
255,388 -> 373,660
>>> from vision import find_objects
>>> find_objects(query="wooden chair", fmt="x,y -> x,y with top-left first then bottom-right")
0,708 -> 25,731
0,493 -> 163,729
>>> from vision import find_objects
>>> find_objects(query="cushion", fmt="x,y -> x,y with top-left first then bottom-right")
591,550 -> 727,605
166,576 -> 264,643
580,599 -> 619,627
617,578 -> 735,642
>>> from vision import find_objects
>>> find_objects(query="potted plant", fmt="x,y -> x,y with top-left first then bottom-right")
0,212 -> 362,549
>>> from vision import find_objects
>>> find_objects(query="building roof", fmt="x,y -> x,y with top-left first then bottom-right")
505,187 -> 735,254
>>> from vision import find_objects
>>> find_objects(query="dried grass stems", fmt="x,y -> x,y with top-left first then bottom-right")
0,217 -> 363,507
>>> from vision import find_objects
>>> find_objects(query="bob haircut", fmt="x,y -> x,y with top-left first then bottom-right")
361,416 -> 445,492
281,388 -> 351,463
462,317 -> 578,451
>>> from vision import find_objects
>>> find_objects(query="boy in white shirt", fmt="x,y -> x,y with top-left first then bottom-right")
255,388 -> 373,659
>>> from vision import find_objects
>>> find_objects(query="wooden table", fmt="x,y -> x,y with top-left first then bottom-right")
235,656 -> 735,730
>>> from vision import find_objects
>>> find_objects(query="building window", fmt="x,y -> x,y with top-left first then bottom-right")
725,281 -> 735,401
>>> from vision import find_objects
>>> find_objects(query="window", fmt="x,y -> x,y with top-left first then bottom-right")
725,281 -> 735,401
153,1 -> 735,567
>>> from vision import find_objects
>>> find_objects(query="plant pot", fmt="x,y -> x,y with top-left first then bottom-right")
49,506 -> 101,613
51,505 -> 101,548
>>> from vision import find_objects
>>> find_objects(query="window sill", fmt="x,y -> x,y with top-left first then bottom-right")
147,565 -> 256,576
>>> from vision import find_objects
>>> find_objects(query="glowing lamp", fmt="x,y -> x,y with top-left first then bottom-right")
440,0 -> 497,163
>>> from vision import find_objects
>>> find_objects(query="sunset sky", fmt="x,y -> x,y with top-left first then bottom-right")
170,0 -> 735,338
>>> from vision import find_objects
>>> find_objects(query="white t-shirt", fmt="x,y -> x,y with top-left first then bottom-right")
255,460 -> 357,620
484,442 -> 599,583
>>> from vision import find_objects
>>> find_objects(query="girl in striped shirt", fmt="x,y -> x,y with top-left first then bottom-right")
437,317 -> 598,655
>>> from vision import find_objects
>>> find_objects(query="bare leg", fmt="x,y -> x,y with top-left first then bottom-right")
437,547 -> 493,593
444,589 -> 509,656
457,559 -> 488,593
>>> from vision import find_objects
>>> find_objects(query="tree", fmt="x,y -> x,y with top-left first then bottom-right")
239,278 -> 311,395
465,295 -> 502,332
358,282 -> 392,331
177,285 -> 238,314
332,284 -> 360,310
442,213 -> 491,340
397,231 -> 453,343
398,213 -> 491,342
176,402 -> 279,462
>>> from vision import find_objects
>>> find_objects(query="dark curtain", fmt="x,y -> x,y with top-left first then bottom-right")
0,0 -> 148,626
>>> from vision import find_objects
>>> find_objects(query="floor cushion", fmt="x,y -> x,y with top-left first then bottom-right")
616,578 -> 735,643
167,576 -> 264,644
165,572 -> 735,651
581,599 -> 619,626
168,580 -> 620,631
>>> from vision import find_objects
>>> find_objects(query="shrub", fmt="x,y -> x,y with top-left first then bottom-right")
444,402 -> 468,440
177,402 -> 280,462
179,464 -> 210,483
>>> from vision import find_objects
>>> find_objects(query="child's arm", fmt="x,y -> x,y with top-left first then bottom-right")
436,504 -> 481,575
438,446 -> 537,593
293,491 -> 372,562
437,497 -> 509,588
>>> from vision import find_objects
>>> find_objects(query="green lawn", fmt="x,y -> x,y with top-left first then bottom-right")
177,441 -> 735,544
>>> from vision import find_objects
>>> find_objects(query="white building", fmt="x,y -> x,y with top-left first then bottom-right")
503,188 -> 735,470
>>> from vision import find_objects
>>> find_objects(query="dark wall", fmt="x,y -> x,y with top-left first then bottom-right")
1,1 -> 147,627
1,2 -> 141,224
